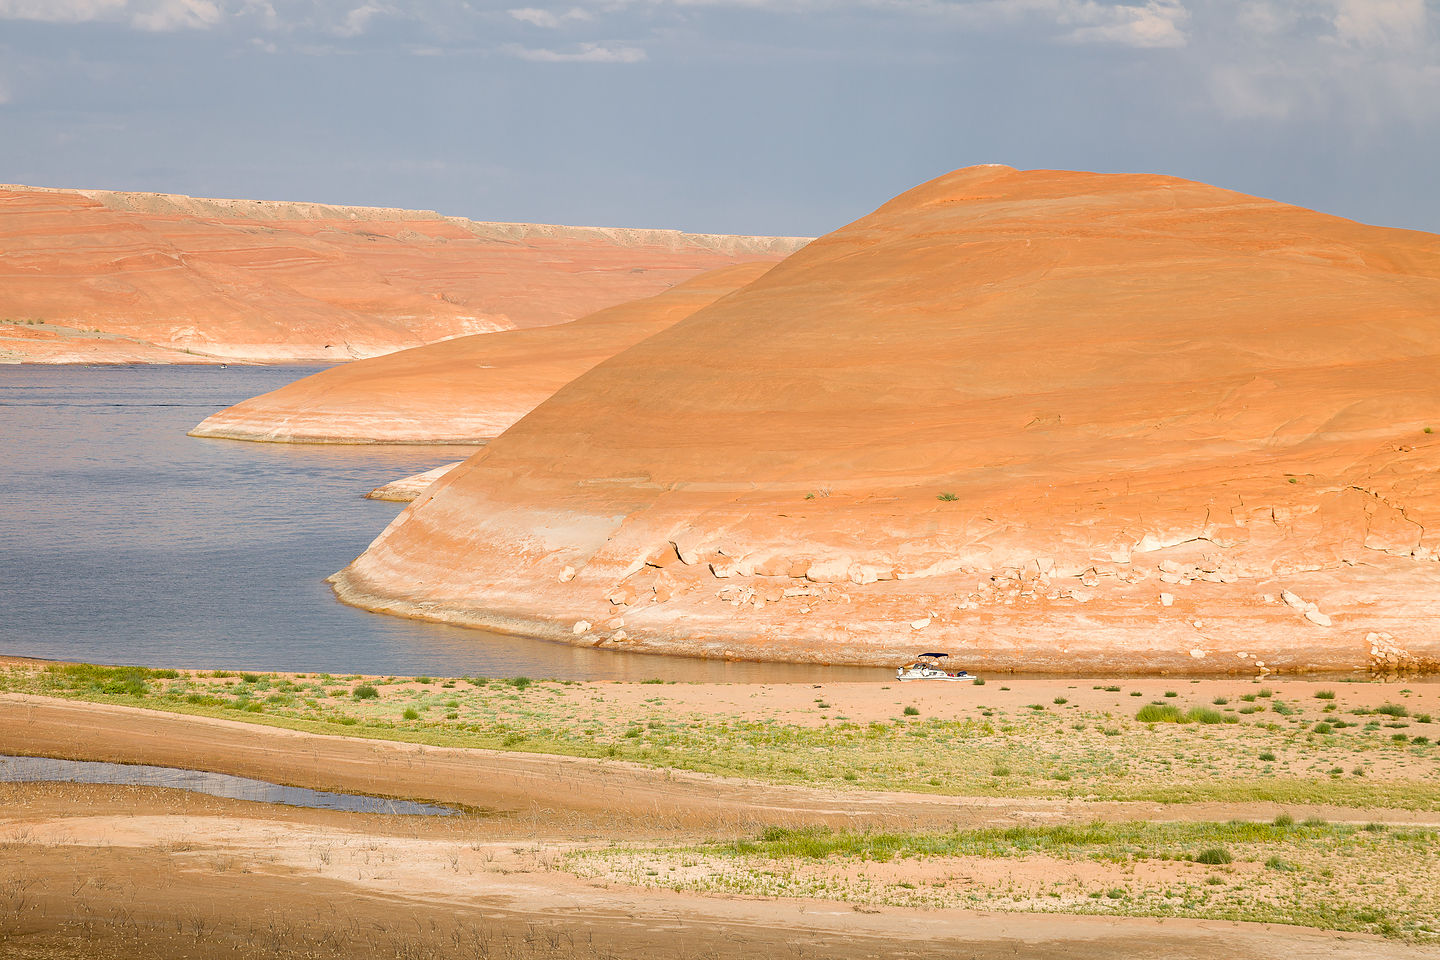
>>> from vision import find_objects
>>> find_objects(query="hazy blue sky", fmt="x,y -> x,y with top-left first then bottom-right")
1,1 -> 1436,236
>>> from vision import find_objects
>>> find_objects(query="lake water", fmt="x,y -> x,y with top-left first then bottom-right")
0,754 -> 460,815
0,366 -> 875,682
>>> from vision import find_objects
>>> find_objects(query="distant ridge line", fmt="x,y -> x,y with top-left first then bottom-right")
1,183 -> 813,255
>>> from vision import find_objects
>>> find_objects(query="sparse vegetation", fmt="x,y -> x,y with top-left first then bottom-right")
3,663 -> 1436,811
570,819 -> 1440,941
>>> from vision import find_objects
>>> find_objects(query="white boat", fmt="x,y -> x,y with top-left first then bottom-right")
896,652 -> 976,682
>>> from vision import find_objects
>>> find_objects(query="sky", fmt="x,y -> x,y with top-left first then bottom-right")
0,1 -> 1437,237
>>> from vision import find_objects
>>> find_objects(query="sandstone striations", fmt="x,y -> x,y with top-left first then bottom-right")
189,262 -> 774,442
331,166 -> 1440,674
0,185 -> 807,364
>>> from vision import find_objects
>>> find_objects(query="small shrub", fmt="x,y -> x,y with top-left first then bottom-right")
1053,697 -> 1068,705
353,684 -> 379,700
1103,686 -> 1121,693
1312,722 -> 1333,734
1272,813 -> 1294,827
1258,751 -> 1276,762
508,676 -> 532,690
1193,847 -> 1232,865
1265,856 -> 1297,872
1314,690 -> 1335,700
402,707 -> 419,720
1130,691 -> 1143,697
1184,707 -> 1226,724
1375,703 -> 1408,718
1212,696 -> 1228,705
972,677 -> 985,686
937,492 -> 958,501
1136,703 -> 1182,723
903,706 -> 920,716
1164,691 -> 1178,698
240,673 -> 261,683
415,676 -> 433,685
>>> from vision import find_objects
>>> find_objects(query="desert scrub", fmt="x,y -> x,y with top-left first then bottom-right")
4,663 -> 1438,810
568,820 -> 1440,941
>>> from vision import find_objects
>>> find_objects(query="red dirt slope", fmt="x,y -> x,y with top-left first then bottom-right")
0,185 -> 807,363
189,262 -> 773,442
330,166 -> 1440,674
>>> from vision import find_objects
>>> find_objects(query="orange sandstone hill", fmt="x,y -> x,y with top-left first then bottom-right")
0,185 -> 807,364
330,166 -> 1440,674
188,261 -> 774,443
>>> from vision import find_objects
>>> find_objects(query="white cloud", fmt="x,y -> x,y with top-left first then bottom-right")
1062,1 -> 1189,48
1204,0 -> 1439,123
0,0 -> 127,22
1331,0 -> 1425,49
509,6 -> 594,29
0,0 -> 219,30
334,1 -> 385,36
504,40 -> 646,62
132,0 -> 221,30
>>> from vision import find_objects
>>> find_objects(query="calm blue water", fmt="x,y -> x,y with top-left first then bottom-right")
0,366 -> 873,682
0,754 -> 460,815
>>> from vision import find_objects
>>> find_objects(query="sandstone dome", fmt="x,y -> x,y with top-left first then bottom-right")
189,261 -> 774,443
332,165 -> 1440,674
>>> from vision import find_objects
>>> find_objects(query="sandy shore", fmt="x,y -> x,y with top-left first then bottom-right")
2,687 -> 1438,958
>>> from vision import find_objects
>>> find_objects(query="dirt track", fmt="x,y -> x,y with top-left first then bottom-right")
2,694 -> 1434,959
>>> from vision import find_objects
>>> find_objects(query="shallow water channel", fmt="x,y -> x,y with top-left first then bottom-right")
0,754 -> 460,816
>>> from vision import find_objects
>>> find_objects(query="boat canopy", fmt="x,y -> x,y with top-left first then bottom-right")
917,652 -> 949,659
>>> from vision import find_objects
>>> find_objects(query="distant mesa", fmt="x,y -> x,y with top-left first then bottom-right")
331,165 -> 1440,674
189,261 -> 773,443
0,184 -> 808,364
